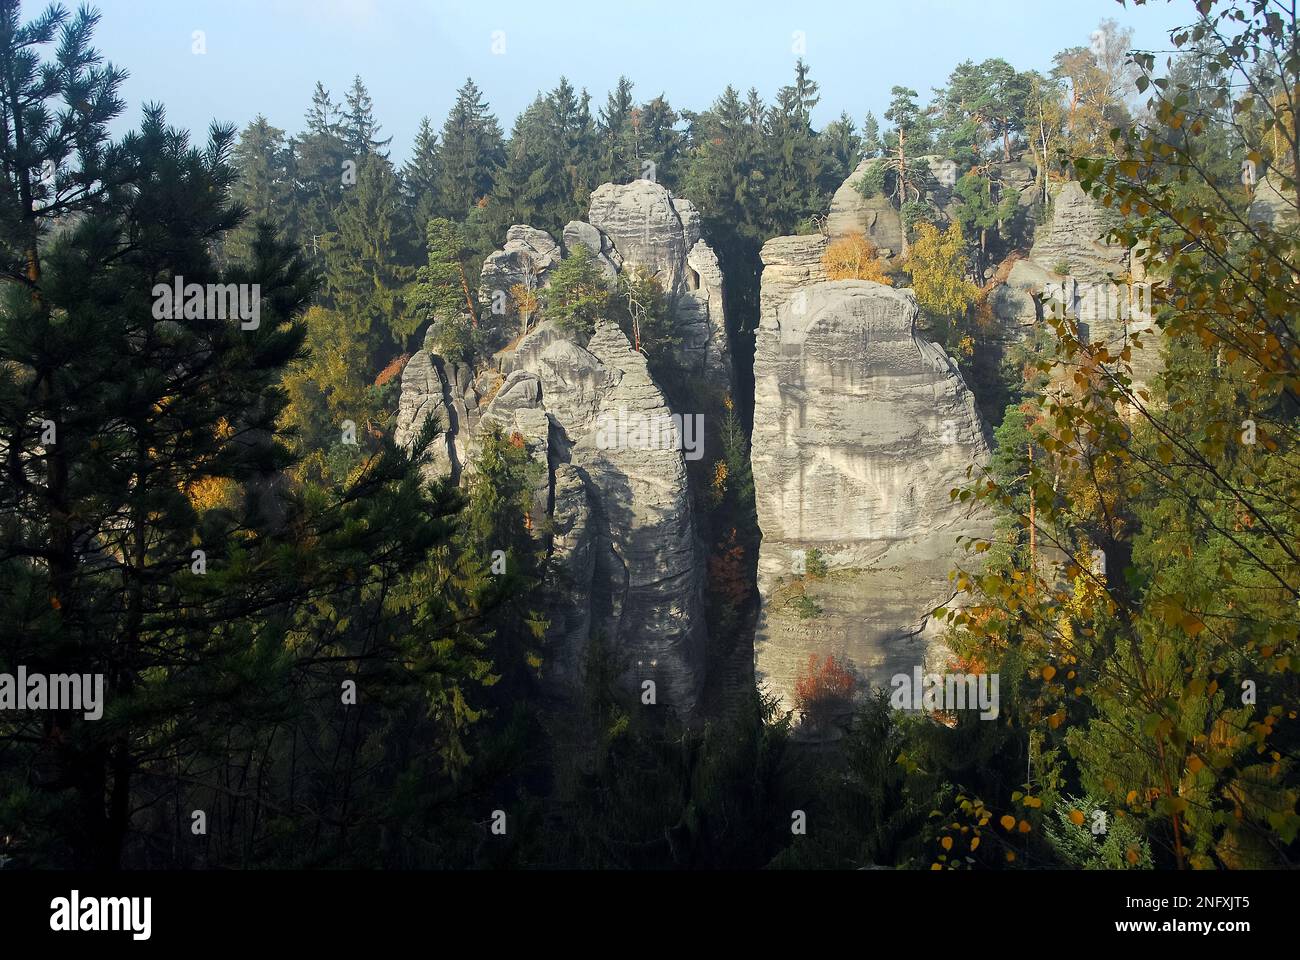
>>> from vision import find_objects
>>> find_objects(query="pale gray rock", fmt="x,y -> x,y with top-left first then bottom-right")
994,158 -> 1039,208
1024,181 -> 1126,286
673,239 -> 731,383
588,179 -> 691,297
479,224 -> 561,349
445,181 -> 733,716
541,464 -> 596,691
505,320 -> 612,446
492,318 -> 708,715
989,257 -> 1053,336
827,158 -> 904,254
751,235 -> 994,713
675,197 -> 703,251
477,370 -> 550,529
757,235 -> 830,315
986,180 -> 1162,390
571,321 -> 707,715
1248,171 -> 1298,228
393,350 -> 461,484
582,179 -> 733,391
562,219 -> 621,281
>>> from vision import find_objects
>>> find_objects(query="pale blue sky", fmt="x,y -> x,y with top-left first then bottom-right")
87,0 -> 1194,161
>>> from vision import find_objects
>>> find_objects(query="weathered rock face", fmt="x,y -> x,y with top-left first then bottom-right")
751,235 -> 994,713
827,158 -> 904,253
397,181 -> 727,717
477,370 -> 550,528
562,219 -> 621,281
829,156 -> 1040,259
542,464 -> 596,690
1248,171 -> 1298,228
991,180 -> 1131,334
584,180 -> 730,384
574,322 -> 707,711
495,320 -> 707,713
479,224 -> 563,349
677,238 -> 731,383
990,180 -> 1160,389
394,348 -> 477,485
588,180 -> 691,296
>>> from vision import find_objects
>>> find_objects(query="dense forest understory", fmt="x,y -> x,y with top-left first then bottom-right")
0,0 -> 1297,870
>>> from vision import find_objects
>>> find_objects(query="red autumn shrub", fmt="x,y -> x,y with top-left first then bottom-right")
793,653 -> 857,723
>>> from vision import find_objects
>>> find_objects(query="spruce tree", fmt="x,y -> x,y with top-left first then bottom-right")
293,81 -> 350,249
767,60 -> 829,233
493,78 -> 599,234
863,111 -> 882,158
321,154 -> 417,358
401,116 -> 441,230
225,115 -> 295,264
341,74 -> 392,159
598,76 -> 636,182
435,78 -> 505,220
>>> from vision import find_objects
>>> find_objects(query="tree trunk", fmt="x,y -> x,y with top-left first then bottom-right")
897,129 -> 910,259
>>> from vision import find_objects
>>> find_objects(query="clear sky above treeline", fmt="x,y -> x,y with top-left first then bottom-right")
91,0 -> 1193,161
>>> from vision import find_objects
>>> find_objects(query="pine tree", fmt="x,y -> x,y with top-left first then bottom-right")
413,218 -> 478,362
882,85 -> 934,256
952,170 -> 1018,282
936,59 -> 1030,164
0,99 -> 310,867
678,85 -> 770,344
0,9 -> 506,867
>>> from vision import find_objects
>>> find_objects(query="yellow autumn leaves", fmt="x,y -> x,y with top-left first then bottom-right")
821,232 -> 893,284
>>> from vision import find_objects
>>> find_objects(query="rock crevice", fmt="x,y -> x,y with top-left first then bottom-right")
396,179 -> 724,717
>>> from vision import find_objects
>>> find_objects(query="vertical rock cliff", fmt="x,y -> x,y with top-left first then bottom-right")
394,179 -> 725,717
990,180 -> 1161,391
750,234 -> 994,714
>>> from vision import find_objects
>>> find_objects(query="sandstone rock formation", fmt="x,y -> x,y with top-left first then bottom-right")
826,157 -> 904,252
750,234 -> 994,714
588,180 -> 693,296
393,349 -> 476,485
586,180 -> 730,383
395,179 -> 728,716
1248,170 -> 1298,228
826,155 -> 1035,255
990,180 -> 1160,389
478,224 -> 563,350
991,181 -> 1131,333
497,319 -> 708,714
562,219 -> 622,281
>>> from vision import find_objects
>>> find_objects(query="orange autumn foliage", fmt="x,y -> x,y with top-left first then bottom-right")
822,232 -> 893,284
793,653 -> 857,714
374,353 -> 409,388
